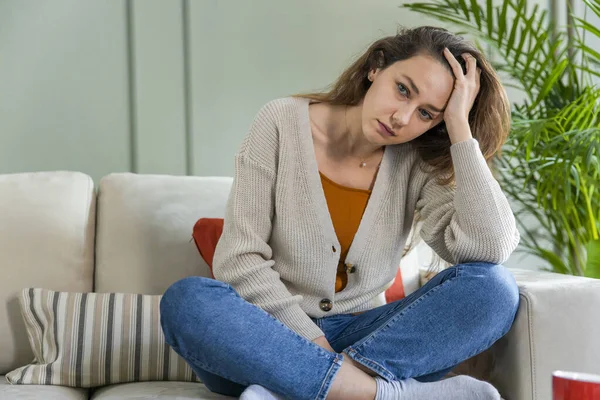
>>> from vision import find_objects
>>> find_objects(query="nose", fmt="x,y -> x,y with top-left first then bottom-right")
392,107 -> 412,127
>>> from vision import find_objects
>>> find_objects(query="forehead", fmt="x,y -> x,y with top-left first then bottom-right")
385,54 -> 449,77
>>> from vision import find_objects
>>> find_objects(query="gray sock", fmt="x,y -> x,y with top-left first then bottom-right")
375,375 -> 501,400
240,384 -> 284,400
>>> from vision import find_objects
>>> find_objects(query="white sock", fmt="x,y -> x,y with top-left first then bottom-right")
240,384 -> 284,400
375,375 -> 501,400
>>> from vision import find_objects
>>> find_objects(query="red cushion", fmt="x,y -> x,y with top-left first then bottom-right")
385,267 -> 405,303
192,218 -> 405,302
192,218 -> 224,279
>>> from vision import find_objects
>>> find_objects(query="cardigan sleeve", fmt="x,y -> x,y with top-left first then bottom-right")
212,102 -> 325,341
416,138 -> 520,265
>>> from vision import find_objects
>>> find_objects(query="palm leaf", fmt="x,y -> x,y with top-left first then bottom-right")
403,0 -> 563,105
401,0 -> 600,275
583,0 -> 600,17
584,239 -> 600,278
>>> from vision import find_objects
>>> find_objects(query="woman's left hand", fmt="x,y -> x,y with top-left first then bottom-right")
442,48 -> 481,136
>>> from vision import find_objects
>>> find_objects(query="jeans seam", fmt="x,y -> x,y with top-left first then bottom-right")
456,265 -> 463,278
315,353 -> 344,400
315,318 -> 323,330
344,348 -> 396,381
353,274 -> 457,351
417,335 -> 497,376
331,308 -> 400,344
173,337 -> 342,399
337,269 -> 460,380
335,267 -> 461,345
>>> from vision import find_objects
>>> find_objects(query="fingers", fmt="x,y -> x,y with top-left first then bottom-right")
463,53 -> 478,79
465,54 -> 481,93
444,48 -> 482,96
465,55 -> 481,92
443,47 -> 465,81
443,48 -> 481,79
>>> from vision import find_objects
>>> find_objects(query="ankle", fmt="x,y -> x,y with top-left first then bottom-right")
342,352 -> 379,377
326,360 -> 377,400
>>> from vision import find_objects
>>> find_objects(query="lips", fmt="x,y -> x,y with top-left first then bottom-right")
378,121 -> 395,136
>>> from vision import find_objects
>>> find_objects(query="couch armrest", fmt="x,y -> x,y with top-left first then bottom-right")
451,268 -> 600,399
485,268 -> 600,400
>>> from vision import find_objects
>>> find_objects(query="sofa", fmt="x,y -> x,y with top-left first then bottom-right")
1,171 -> 599,400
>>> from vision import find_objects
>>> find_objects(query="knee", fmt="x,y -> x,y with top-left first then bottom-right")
482,263 -> 519,311
460,262 -> 520,326
160,276 -> 229,340
161,276 -> 210,313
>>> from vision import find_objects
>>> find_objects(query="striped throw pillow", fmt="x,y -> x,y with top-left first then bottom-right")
5,288 -> 200,388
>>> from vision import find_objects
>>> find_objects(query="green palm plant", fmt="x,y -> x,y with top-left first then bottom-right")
402,0 -> 600,277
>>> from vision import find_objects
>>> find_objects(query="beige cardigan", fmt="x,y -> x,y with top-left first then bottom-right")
213,97 -> 520,341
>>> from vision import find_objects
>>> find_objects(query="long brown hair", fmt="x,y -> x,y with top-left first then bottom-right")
295,26 -> 511,266
296,25 -> 511,186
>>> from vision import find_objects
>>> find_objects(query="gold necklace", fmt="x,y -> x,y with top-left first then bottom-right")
359,152 -> 384,168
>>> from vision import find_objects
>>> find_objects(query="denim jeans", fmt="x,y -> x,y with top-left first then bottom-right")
160,262 -> 519,400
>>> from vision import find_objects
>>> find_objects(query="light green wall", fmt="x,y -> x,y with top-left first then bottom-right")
130,0 -> 189,176
0,0 -> 131,181
3,0 -> 586,271
0,0 -> 441,181
4,0 -> 590,181
186,0 -> 437,176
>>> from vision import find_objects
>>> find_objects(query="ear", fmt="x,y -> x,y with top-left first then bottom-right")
368,67 -> 384,82
368,69 -> 377,82
368,49 -> 386,82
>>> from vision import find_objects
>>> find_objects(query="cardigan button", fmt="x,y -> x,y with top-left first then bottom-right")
332,246 -> 337,253
319,299 -> 333,312
345,263 -> 356,273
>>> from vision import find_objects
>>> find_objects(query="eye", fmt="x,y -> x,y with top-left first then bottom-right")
419,109 -> 433,120
398,82 -> 434,120
397,83 -> 409,96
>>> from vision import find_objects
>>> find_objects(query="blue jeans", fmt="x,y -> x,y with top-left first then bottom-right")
160,262 -> 519,400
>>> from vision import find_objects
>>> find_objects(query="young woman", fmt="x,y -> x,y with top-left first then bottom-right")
160,26 -> 521,400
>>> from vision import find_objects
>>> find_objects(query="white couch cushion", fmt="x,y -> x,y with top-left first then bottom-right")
95,173 -> 232,294
1,376 -> 87,400
90,381 -> 232,399
0,171 -> 95,375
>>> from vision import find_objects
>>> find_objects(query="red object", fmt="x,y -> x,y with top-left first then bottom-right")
385,266 -> 405,303
192,218 -> 224,279
192,217 -> 405,302
553,371 -> 600,400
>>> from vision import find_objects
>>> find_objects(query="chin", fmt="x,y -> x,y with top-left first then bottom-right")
367,130 -> 388,145
371,128 -> 399,144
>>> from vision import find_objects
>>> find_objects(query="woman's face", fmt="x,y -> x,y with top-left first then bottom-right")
361,54 -> 454,145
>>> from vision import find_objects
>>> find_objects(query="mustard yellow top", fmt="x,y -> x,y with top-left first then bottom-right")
319,171 -> 372,292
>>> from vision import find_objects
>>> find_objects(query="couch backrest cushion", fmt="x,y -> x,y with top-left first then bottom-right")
95,173 -> 232,294
0,171 -> 95,374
